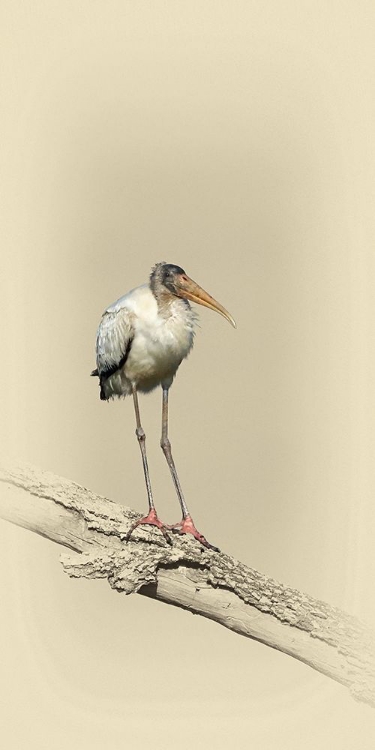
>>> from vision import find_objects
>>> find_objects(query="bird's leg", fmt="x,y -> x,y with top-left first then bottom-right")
161,387 -> 220,552
126,385 -> 171,544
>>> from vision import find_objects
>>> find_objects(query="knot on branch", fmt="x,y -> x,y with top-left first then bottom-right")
61,537 -> 214,595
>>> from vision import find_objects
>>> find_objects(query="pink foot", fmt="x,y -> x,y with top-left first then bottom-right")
168,516 -> 220,552
126,509 -> 172,544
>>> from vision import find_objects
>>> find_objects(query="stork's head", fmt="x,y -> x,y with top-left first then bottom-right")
150,262 -> 236,328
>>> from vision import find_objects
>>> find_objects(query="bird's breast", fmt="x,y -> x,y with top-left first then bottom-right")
124,301 -> 195,390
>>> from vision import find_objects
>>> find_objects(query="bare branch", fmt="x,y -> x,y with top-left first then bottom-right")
0,463 -> 374,708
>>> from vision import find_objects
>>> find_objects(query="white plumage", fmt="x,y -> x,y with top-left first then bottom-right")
95,284 -> 196,400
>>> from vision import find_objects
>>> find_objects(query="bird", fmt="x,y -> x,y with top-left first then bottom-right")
91,262 -> 236,550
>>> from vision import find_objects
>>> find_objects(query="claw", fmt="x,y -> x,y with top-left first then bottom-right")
168,515 -> 220,552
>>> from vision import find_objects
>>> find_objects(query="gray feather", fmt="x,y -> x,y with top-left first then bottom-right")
95,307 -> 134,380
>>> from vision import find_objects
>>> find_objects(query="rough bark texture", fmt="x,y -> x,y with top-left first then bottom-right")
0,463 -> 374,708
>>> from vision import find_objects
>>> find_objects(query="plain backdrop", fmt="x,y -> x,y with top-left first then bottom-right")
1,2 -> 375,748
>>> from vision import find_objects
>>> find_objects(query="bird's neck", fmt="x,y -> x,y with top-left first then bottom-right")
151,287 -> 186,320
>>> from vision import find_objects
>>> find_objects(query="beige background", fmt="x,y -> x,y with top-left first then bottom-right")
1,2 -> 375,748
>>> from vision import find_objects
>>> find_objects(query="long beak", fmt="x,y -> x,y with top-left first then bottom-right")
175,274 -> 236,328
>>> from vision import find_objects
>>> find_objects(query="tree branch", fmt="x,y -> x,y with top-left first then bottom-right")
0,463 -> 374,708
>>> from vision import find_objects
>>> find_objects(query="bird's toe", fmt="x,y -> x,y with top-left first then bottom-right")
126,510 -> 173,545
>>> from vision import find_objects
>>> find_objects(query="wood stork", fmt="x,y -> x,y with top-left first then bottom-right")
91,262 -> 236,550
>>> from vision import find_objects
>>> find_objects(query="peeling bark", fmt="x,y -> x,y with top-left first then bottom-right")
0,463 -> 374,708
